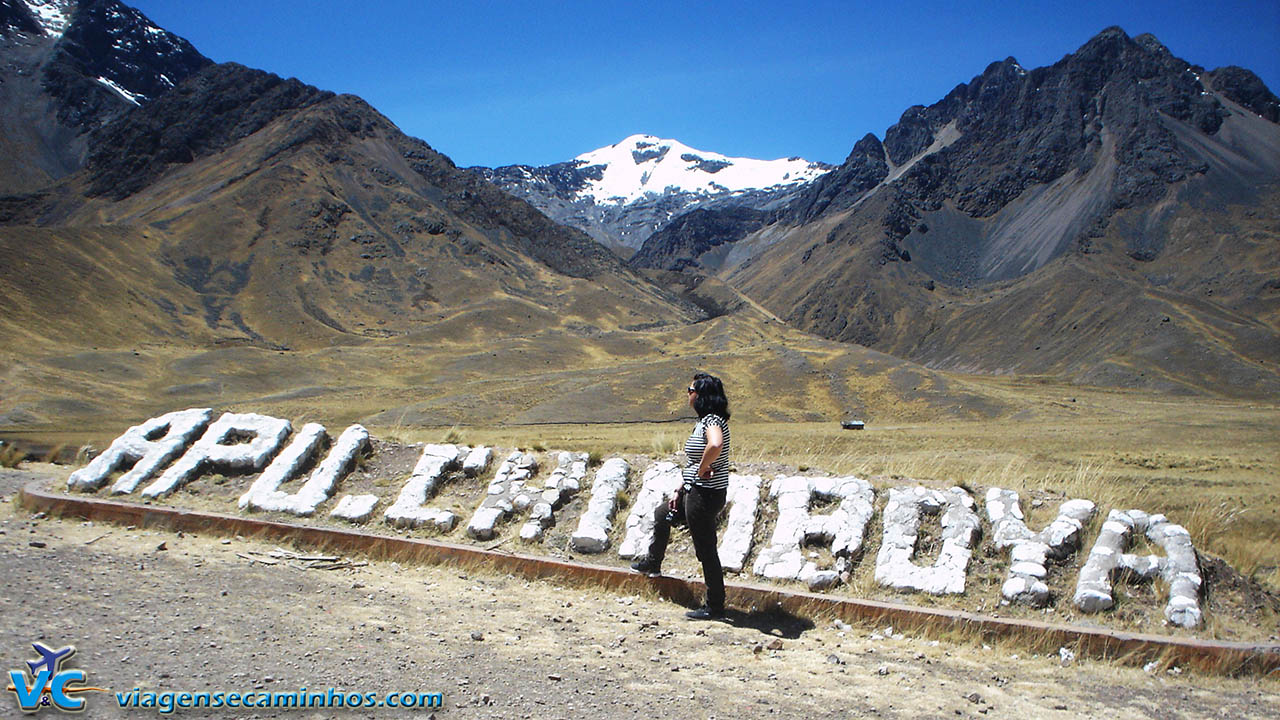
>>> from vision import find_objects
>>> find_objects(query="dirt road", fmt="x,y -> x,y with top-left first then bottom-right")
1,468 -> 1275,719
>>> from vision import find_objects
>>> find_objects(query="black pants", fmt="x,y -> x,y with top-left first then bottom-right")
648,484 -> 728,612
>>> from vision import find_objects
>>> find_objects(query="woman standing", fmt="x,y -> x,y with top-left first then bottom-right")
632,372 -> 731,620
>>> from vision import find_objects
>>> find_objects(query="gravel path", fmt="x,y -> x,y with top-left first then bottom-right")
1,468 -> 1276,719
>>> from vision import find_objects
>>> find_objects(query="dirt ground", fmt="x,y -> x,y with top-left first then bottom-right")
2,468 -> 1277,720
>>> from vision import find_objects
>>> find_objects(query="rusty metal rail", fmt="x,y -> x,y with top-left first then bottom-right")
18,480 -> 1280,676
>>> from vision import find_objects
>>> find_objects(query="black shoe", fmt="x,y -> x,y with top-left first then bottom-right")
685,605 -> 724,620
630,557 -> 661,577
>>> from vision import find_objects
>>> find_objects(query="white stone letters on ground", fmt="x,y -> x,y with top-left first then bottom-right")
985,488 -> 1096,606
330,493 -> 380,522
67,408 -> 212,493
1073,509 -> 1204,627
239,424 -> 369,516
140,413 -> 292,498
570,458 -> 630,553
617,462 -> 682,559
752,475 -> 875,589
462,446 -> 492,477
517,452 -> 588,541
717,474 -> 762,573
875,486 -> 981,595
384,444 -> 467,531
466,451 -> 540,540
67,407 -> 1223,629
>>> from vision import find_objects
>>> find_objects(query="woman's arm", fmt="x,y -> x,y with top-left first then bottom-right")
697,422 -> 723,479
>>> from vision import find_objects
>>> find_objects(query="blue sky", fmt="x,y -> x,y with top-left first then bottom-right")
129,0 -> 1280,168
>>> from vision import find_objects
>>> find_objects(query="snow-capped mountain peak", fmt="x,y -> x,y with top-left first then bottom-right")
571,134 -> 830,204
475,135 -> 831,252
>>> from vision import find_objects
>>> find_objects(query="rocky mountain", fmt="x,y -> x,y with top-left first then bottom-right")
638,27 -> 1280,397
474,134 -> 830,256
0,0 -> 705,366
0,0 -> 209,193
628,205 -> 770,271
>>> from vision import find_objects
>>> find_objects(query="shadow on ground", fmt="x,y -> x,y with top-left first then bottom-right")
721,607 -> 815,639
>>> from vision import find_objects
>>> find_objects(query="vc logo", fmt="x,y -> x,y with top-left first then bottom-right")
6,643 -> 106,714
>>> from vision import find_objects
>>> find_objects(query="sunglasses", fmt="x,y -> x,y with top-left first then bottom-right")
686,386 -> 696,393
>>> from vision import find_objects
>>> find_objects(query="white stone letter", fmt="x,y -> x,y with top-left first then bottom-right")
875,486 -> 981,595
384,444 -> 467,531
617,462 -> 682,559
140,412 -> 291,498
239,424 -> 369,516
717,474 -> 763,573
985,488 -> 1096,606
1073,509 -> 1203,627
67,408 -> 212,493
570,458 -> 630,553
751,475 -> 875,589
516,451 -> 589,541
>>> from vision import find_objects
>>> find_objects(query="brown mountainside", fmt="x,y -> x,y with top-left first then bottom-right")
709,28 -> 1280,398
0,62 -> 700,351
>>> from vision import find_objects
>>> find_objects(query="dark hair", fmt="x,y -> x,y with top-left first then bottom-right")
690,372 -> 730,421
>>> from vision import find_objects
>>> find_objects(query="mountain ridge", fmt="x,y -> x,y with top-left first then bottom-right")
708,26 -> 1280,398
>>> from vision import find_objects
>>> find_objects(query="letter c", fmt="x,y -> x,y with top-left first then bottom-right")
50,670 -> 87,711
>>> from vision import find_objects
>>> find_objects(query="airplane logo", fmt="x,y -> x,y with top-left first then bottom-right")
27,644 -> 75,678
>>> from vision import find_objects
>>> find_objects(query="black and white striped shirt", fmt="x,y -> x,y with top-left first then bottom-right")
683,414 -> 730,490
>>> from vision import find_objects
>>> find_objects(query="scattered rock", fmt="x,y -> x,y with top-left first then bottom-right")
767,639 -> 784,651
470,631 -> 484,641
1058,647 -> 1075,666
28,541 -> 46,548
